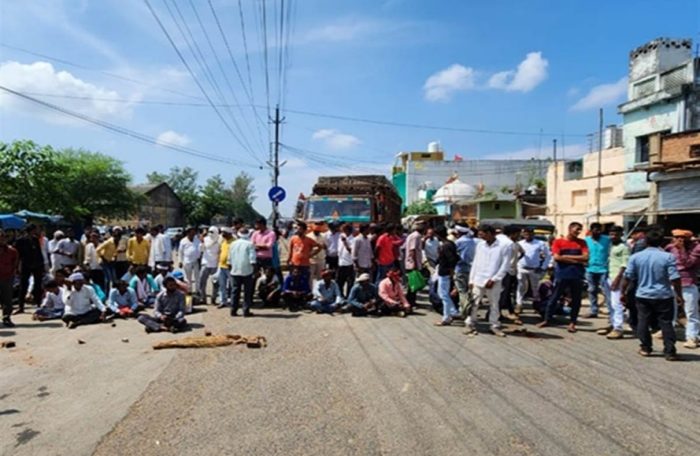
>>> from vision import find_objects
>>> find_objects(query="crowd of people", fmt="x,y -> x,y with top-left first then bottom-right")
0,217 -> 698,360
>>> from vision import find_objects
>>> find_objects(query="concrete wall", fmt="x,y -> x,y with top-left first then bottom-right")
546,147 -> 626,235
660,130 -> 700,163
405,159 -> 547,206
621,102 -> 682,196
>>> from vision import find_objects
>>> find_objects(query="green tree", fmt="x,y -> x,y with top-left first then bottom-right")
404,200 -> 437,216
0,140 -> 139,223
230,172 -> 255,204
195,174 -> 234,223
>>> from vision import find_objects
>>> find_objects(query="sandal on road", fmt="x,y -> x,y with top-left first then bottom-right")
434,318 -> 453,326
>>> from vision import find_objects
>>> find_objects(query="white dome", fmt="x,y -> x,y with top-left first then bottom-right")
432,179 -> 476,204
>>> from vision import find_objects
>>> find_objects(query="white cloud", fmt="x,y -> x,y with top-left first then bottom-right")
156,130 -> 191,148
485,143 -> 588,160
0,60 -> 139,123
570,77 -> 628,111
423,64 -> 476,102
487,52 -> 549,92
300,17 -> 420,45
424,52 -> 548,102
311,129 -> 362,150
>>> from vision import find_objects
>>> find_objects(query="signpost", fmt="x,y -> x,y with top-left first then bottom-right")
268,186 -> 286,203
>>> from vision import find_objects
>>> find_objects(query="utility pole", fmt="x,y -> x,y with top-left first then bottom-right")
270,104 -> 284,228
596,108 -> 603,222
552,139 -> 558,233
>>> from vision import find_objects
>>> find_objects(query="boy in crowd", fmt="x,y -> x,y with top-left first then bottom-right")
33,279 -> 64,321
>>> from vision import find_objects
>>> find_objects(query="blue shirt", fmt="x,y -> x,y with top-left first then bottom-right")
624,247 -> 680,300
455,235 -> 476,274
585,235 -> 611,274
283,275 -> 311,294
108,287 -> 138,312
313,280 -> 342,304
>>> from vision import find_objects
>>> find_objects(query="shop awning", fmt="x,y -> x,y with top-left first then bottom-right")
587,197 -> 649,217
0,214 -> 26,230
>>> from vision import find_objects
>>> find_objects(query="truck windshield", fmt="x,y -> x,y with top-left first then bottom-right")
305,197 -> 372,222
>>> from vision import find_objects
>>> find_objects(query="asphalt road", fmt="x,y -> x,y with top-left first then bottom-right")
97,300 -> 699,456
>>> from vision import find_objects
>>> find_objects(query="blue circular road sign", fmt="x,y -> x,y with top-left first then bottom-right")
268,186 -> 286,203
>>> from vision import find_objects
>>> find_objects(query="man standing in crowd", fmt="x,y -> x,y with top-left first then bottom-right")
229,227 -> 256,317
199,226 -> 221,305
434,226 -> 461,326
325,222 -> 340,271
538,222 -> 589,333
126,227 -> 150,267
251,217 -> 276,274
55,228 -> 80,272
352,224 -> 373,275
0,229 -> 19,327
374,224 -> 402,283
63,272 -> 106,329
336,224 -> 355,298
516,227 -> 550,315
309,269 -> 343,314
404,222 -> 425,308
15,224 -> 45,314
137,276 -> 188,333
423,228 -> 440,270
216,227 -> 235,308
149,225 -> 172,269
48,230 -> 64,273
468,225 -> 510,336
288,222 -> 320,286
497,225 -> 521,319
112,227 -> 130,280
623,228 -> 683,360
454,224 -> 476,321
97,228 -> 120,291
584,222 -> 611,318
83,231 -> 104,291
665,229 -> 700,349
178,226 -> 201,294
307,223 -> 327,284
599,226 -> 629,340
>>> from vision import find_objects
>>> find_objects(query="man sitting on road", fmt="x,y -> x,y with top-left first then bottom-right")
108,280 -> 139,318
256,266 -> 281,307
137,276 -> 188,333
378,268 -> 411,317
34,279 -> 64,321
341,273 -> 379,316
62,272 -> 107,329
129,265 -> 160,308
309,269 -> 343,314
282,266 -> 312,312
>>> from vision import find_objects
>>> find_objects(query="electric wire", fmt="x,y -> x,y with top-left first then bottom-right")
0,85 -> 261,169
143,0 -> 264,165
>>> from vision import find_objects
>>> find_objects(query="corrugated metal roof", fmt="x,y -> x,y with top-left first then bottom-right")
593,197 -> 649,216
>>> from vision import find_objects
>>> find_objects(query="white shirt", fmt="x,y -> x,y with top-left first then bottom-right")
351,235 -> 373,269
496,234 -> 518,275
201,236 -> 221,268
423,237 -> 440,263
178,236 -> 201,265
41,291 -> 64,311
469,238 -> 510,287
325,231 -> 341,257
65,286 -> 105,315
84,243 -> 102,270
149,233 -> 171,265
56,238 -> 80,266
48,238 -> 62,269
338,234 -> 354,267
517,239 -> 551,270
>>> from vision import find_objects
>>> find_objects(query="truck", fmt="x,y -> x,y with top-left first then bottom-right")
296,175 -> 402,227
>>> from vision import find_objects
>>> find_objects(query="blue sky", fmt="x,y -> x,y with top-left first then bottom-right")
1,0 -> 699,216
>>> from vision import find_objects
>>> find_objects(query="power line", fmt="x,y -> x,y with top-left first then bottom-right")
188,0 -> 266,153
0,42 -> 201,100
206,0 -> 267,143
0,85 -> 261,169
260,0 -> 271,120
143,0 -> 263,165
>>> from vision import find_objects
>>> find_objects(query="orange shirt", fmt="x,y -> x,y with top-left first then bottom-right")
289,235 -> 317,267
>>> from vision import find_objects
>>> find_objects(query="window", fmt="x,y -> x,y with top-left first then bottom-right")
633,78 -> 656,98
563,159 -> 583,181
691,144 -> 700,158
661,66 -> 688,91
571,190 -> 587,209
637,136 -> 650,163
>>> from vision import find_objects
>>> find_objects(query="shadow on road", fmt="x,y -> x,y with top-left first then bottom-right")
10,322 -> 62,329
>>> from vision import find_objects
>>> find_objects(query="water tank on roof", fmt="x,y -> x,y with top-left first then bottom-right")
428,141 -> 441,153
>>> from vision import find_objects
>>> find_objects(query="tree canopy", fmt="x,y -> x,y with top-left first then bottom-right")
404,200 -> 437,216
0,140 -> 139,223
